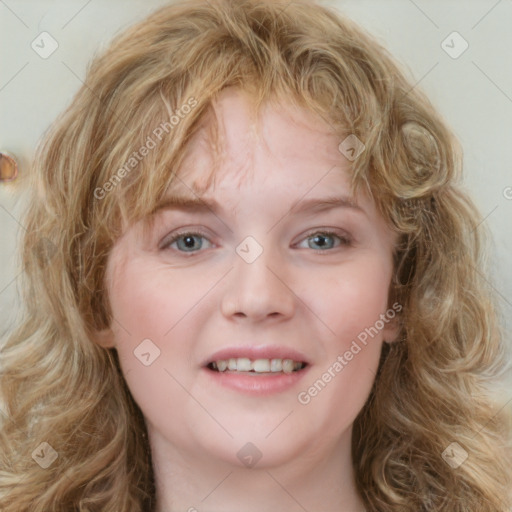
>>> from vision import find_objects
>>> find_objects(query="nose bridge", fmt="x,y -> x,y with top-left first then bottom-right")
221,234 -> 294,320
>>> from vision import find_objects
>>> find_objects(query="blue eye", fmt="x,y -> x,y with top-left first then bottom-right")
299,230 -> 352,251
162,231 -> 213,253
161,229 -> 352,255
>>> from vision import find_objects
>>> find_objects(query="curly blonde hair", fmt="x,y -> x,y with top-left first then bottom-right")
1,0 -> 511,510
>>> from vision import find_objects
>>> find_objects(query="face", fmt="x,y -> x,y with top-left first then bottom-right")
94,87 -> 399,471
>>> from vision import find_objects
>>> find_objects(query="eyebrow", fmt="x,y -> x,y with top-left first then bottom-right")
149,193 -> 366,219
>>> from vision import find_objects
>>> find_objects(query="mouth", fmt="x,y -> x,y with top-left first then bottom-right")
202,346 -> 311,394
206,357 -> 308,374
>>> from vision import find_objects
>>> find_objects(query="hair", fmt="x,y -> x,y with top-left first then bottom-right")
1,0 -> 511,510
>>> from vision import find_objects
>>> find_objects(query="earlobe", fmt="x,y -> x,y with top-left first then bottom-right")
91,327 -> 116,349
382,315 -> 401,344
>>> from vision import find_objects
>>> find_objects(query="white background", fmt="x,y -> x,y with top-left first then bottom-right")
1,0 -> 511,361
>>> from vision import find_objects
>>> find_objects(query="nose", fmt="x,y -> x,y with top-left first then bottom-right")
220,238 -> 295,322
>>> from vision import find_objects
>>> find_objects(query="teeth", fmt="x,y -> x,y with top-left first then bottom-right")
210,357 -> 305,373
253,359 -> 270,372
282,359 -> 294,373
237,357 -> 251,371
270,359 -> 282,372
217,360 -> 228,372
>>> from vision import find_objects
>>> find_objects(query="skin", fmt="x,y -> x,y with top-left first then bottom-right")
93,87 -> 399,512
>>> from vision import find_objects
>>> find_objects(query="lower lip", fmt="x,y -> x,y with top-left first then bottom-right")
202,367 -> 310,395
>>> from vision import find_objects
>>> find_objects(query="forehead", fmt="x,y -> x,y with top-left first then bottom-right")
169,87 -> 352,198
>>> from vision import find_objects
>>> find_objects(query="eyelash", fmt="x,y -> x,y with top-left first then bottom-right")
161,228 -> 353,256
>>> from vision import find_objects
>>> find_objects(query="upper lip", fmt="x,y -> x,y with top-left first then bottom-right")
203,345 -> 311,366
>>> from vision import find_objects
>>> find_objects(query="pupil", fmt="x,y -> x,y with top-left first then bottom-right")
314,235 -> 327,247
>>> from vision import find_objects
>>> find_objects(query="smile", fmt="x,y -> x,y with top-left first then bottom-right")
203,347 -> 311,394
207,357 -> 307,373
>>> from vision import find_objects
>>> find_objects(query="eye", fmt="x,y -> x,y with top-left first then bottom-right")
160,228 -> 352,255
297,229 -> 352,251
161,230 -> 214,254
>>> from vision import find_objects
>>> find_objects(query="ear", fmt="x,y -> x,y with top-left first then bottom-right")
382,304 -> 402,344
90,327 -> 116,349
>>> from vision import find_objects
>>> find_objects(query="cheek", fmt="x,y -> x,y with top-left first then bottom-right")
108,262 -> 209,434
107,260 -> 204,386
294,256 -> 391,431
306,255 -> 393,346
110,259 -> 206,341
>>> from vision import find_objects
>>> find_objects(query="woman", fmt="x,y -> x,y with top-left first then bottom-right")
1,0 -> 511,510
